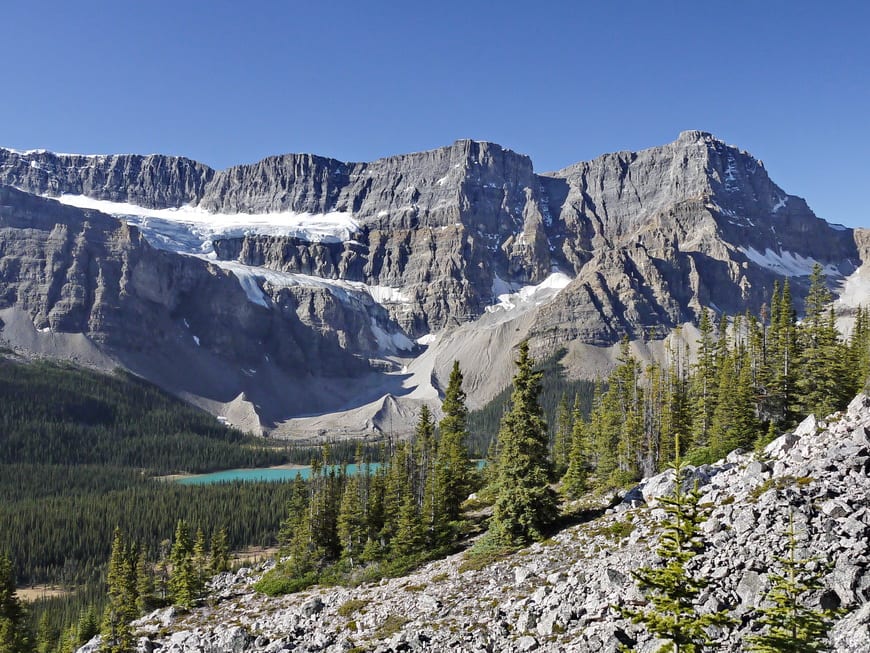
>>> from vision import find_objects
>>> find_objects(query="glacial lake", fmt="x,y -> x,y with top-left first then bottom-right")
175,463 -> 379,485
175,460 -> 485,485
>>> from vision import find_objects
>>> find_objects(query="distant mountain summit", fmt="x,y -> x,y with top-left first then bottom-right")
0,133 -> 864,435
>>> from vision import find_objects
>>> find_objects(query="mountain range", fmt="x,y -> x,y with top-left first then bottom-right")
0,131 -> 866,437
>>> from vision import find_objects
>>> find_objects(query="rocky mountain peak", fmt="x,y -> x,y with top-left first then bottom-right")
1,133 -> 866,435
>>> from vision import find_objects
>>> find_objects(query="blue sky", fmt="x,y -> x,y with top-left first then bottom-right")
2,1 -> 868,226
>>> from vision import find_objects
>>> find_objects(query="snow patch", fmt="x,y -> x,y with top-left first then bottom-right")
367,286 -> 411,305
487,272 -> 573,313
835,264 -> 870,310
415,333 -> 438,346
370,319 -> 415,353
740,247 -> 840,278
54,195 -> 360,255
772,196 -> 788,213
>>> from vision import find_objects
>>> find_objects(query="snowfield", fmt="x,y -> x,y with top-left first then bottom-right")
55,195 -> 360,254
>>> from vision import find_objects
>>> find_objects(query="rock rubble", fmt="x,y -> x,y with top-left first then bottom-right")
102,396 -> 870,652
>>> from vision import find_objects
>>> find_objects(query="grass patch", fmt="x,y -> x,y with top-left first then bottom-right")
584,516 -> 635,541
748,475 -> 796,502
458,535 -> 518,573
375,614 -> 410,639
254,547 -> 454,597
338,599 -> 368,618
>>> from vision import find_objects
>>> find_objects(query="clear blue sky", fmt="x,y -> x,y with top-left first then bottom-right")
2,1 -> 868,226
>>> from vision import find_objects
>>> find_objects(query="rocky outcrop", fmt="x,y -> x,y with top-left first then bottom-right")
1,134 -> 860,341
1,133 -> 866,429
13,133 -> 863,338
115,396 -> 870,652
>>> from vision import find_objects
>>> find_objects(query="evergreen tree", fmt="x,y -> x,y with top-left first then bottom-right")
336,475 -> 367,566
392,488 -> 425,557
277,474 -> 309,553
191,528 -> 208,598
135,553 -> 155,614
76,606 -> 99,646
435,362 -> 473,528
35,612 -> 55,653
286,510 -> 320,578
168,520 -> 195,610
561,412 -> 587,499
414,405 -> 439,542
620,446 -> 733,651
101,529 -> 136,653
747,515 -> 839,653
0,553 -> 28,653
209,528 -> 230,575
797,265 -> 842,418
553,393 -> 574,474
690,308 -> 718,449
489,342 -> 558,545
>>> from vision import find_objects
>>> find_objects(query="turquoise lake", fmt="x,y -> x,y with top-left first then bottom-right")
176,463 -> 379,485
175,460 -> 485,485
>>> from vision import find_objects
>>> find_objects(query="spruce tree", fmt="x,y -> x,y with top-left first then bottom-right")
101,529 -> 136,653
621,446 -> 733,651
209,528 -> 230,575
191,528 -> 208,598
553,393 -> 574,474
690,308 -> 718,448
135,553 -> 155,614
168,520 -> 195,610
392,488 -> 425,557
435,362 -> 472,527
747,515 -> 839,653
337,475 -> 367,566
489,341 -> 558,546
0,553 -> 28,653
561,412 -> 587,499
35,613 -> 55,653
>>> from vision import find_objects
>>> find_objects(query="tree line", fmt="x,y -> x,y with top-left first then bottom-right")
256,362 -> 479,594
557,265 -> 869,496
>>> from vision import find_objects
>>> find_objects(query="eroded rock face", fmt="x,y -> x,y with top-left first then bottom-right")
0,186 -> 368,376
121,397 -> 870,652
2,132 -> 859,342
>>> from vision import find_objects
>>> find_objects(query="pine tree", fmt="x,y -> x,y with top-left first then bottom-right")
797,265 -> 841,419
76,606 -> 99,646
691,308 -> 719,449
392,488 -> 425,557
337,475 -> 367,566
35,612 -> 55,653
747,515 -> 839,653
278,474 -> 309,553
135,553 -> 155,614
489,341 -> 558,545
561,412 -> 587,499
101,529 -> 136,653
168,520 -> 196,610
209,528 -> 230,575
435,362 -> 473,527
414,404 -> 440,542
191,528 -> 208,598
620,446 -> 733,651
553,393 -> 574,474
0,553 -> 28,653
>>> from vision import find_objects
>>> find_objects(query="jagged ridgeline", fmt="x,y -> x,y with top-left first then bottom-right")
0,130 -> 865,438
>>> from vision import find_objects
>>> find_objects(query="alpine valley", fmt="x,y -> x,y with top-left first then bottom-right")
4,131 -> 870,653
0,131 -> 866,438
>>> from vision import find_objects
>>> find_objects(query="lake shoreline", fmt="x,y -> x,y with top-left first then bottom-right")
157,462 -> 308,483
